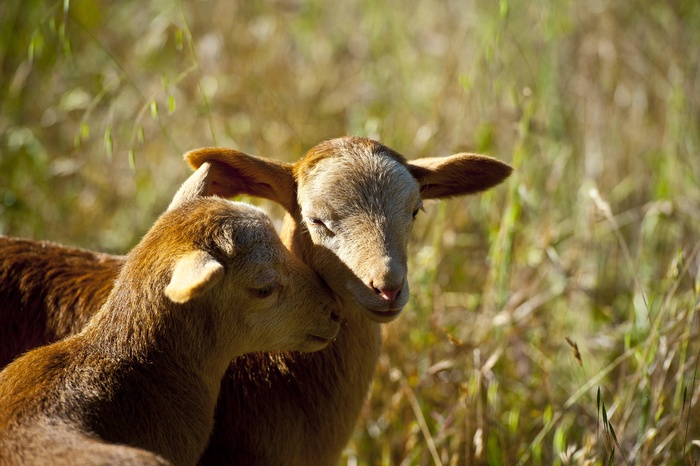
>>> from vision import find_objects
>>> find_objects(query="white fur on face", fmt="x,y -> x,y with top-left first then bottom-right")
297,144 -> 421,321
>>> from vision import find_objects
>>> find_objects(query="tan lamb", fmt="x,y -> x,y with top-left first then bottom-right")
0,137 -> 511,465
0,163 -> 340,466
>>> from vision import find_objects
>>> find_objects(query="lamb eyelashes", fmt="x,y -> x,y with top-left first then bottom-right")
307,217 -> 335,236
250,283 -> 278,299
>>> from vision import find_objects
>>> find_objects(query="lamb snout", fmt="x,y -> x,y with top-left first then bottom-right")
321,295 -> 343,336
370,278 -> 405,304
367,256 -> 409,308
330,306 -> 342,323
301,290 -> 342,348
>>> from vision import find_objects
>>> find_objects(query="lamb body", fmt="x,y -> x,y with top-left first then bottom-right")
0,165 -> 340,465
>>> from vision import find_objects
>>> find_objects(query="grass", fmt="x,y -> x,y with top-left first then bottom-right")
1,0 -> 699,464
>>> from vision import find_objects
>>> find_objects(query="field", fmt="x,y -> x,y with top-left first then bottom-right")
1,1 -> 699,464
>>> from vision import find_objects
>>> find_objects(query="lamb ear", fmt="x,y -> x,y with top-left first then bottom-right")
184,148 -> 297,214
407,153 -> 513,199
167,162 -> 213,212
165,250 -> 225,304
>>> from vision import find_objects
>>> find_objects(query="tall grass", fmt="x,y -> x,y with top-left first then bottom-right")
1,0 -> 698,464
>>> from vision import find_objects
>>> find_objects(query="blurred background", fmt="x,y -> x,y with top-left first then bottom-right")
1,0 -> 699,464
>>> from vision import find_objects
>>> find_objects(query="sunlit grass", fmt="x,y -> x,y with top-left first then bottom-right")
1,0 -> 698,464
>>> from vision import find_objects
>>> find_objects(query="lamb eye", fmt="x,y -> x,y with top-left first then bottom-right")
412,203 -> 424,219
307,218 -> 335,236
250,284 -> 277,299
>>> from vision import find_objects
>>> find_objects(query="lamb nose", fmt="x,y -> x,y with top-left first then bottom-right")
374,286 -> 401,302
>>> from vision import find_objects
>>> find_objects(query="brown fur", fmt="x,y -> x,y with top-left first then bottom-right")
0,137 -> 511,465
0,167 -> 339,466
0,238 -> 121,369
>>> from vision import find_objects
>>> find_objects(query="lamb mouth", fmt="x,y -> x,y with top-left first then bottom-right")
366,307 -> 403,323
307,334 -> 333,344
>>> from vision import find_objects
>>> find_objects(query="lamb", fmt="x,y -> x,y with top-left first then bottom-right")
0,136 -> 512,465
0,163 -> 341,466
186,137 -> 512,465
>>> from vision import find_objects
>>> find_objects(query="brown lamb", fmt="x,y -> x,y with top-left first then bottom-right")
0,164 -> 340,466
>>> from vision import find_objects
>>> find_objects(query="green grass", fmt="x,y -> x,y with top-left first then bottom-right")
1,0 -> 699,464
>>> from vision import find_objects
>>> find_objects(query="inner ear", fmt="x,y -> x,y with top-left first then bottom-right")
184,148 -> 297,213
167,162 -> 213,212
407,153 -> 513,199
165,250 -> 225,304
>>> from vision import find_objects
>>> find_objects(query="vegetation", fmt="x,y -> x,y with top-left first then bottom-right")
1,0 -> 698,464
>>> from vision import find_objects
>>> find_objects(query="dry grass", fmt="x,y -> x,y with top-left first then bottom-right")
1,0 -> 698,464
